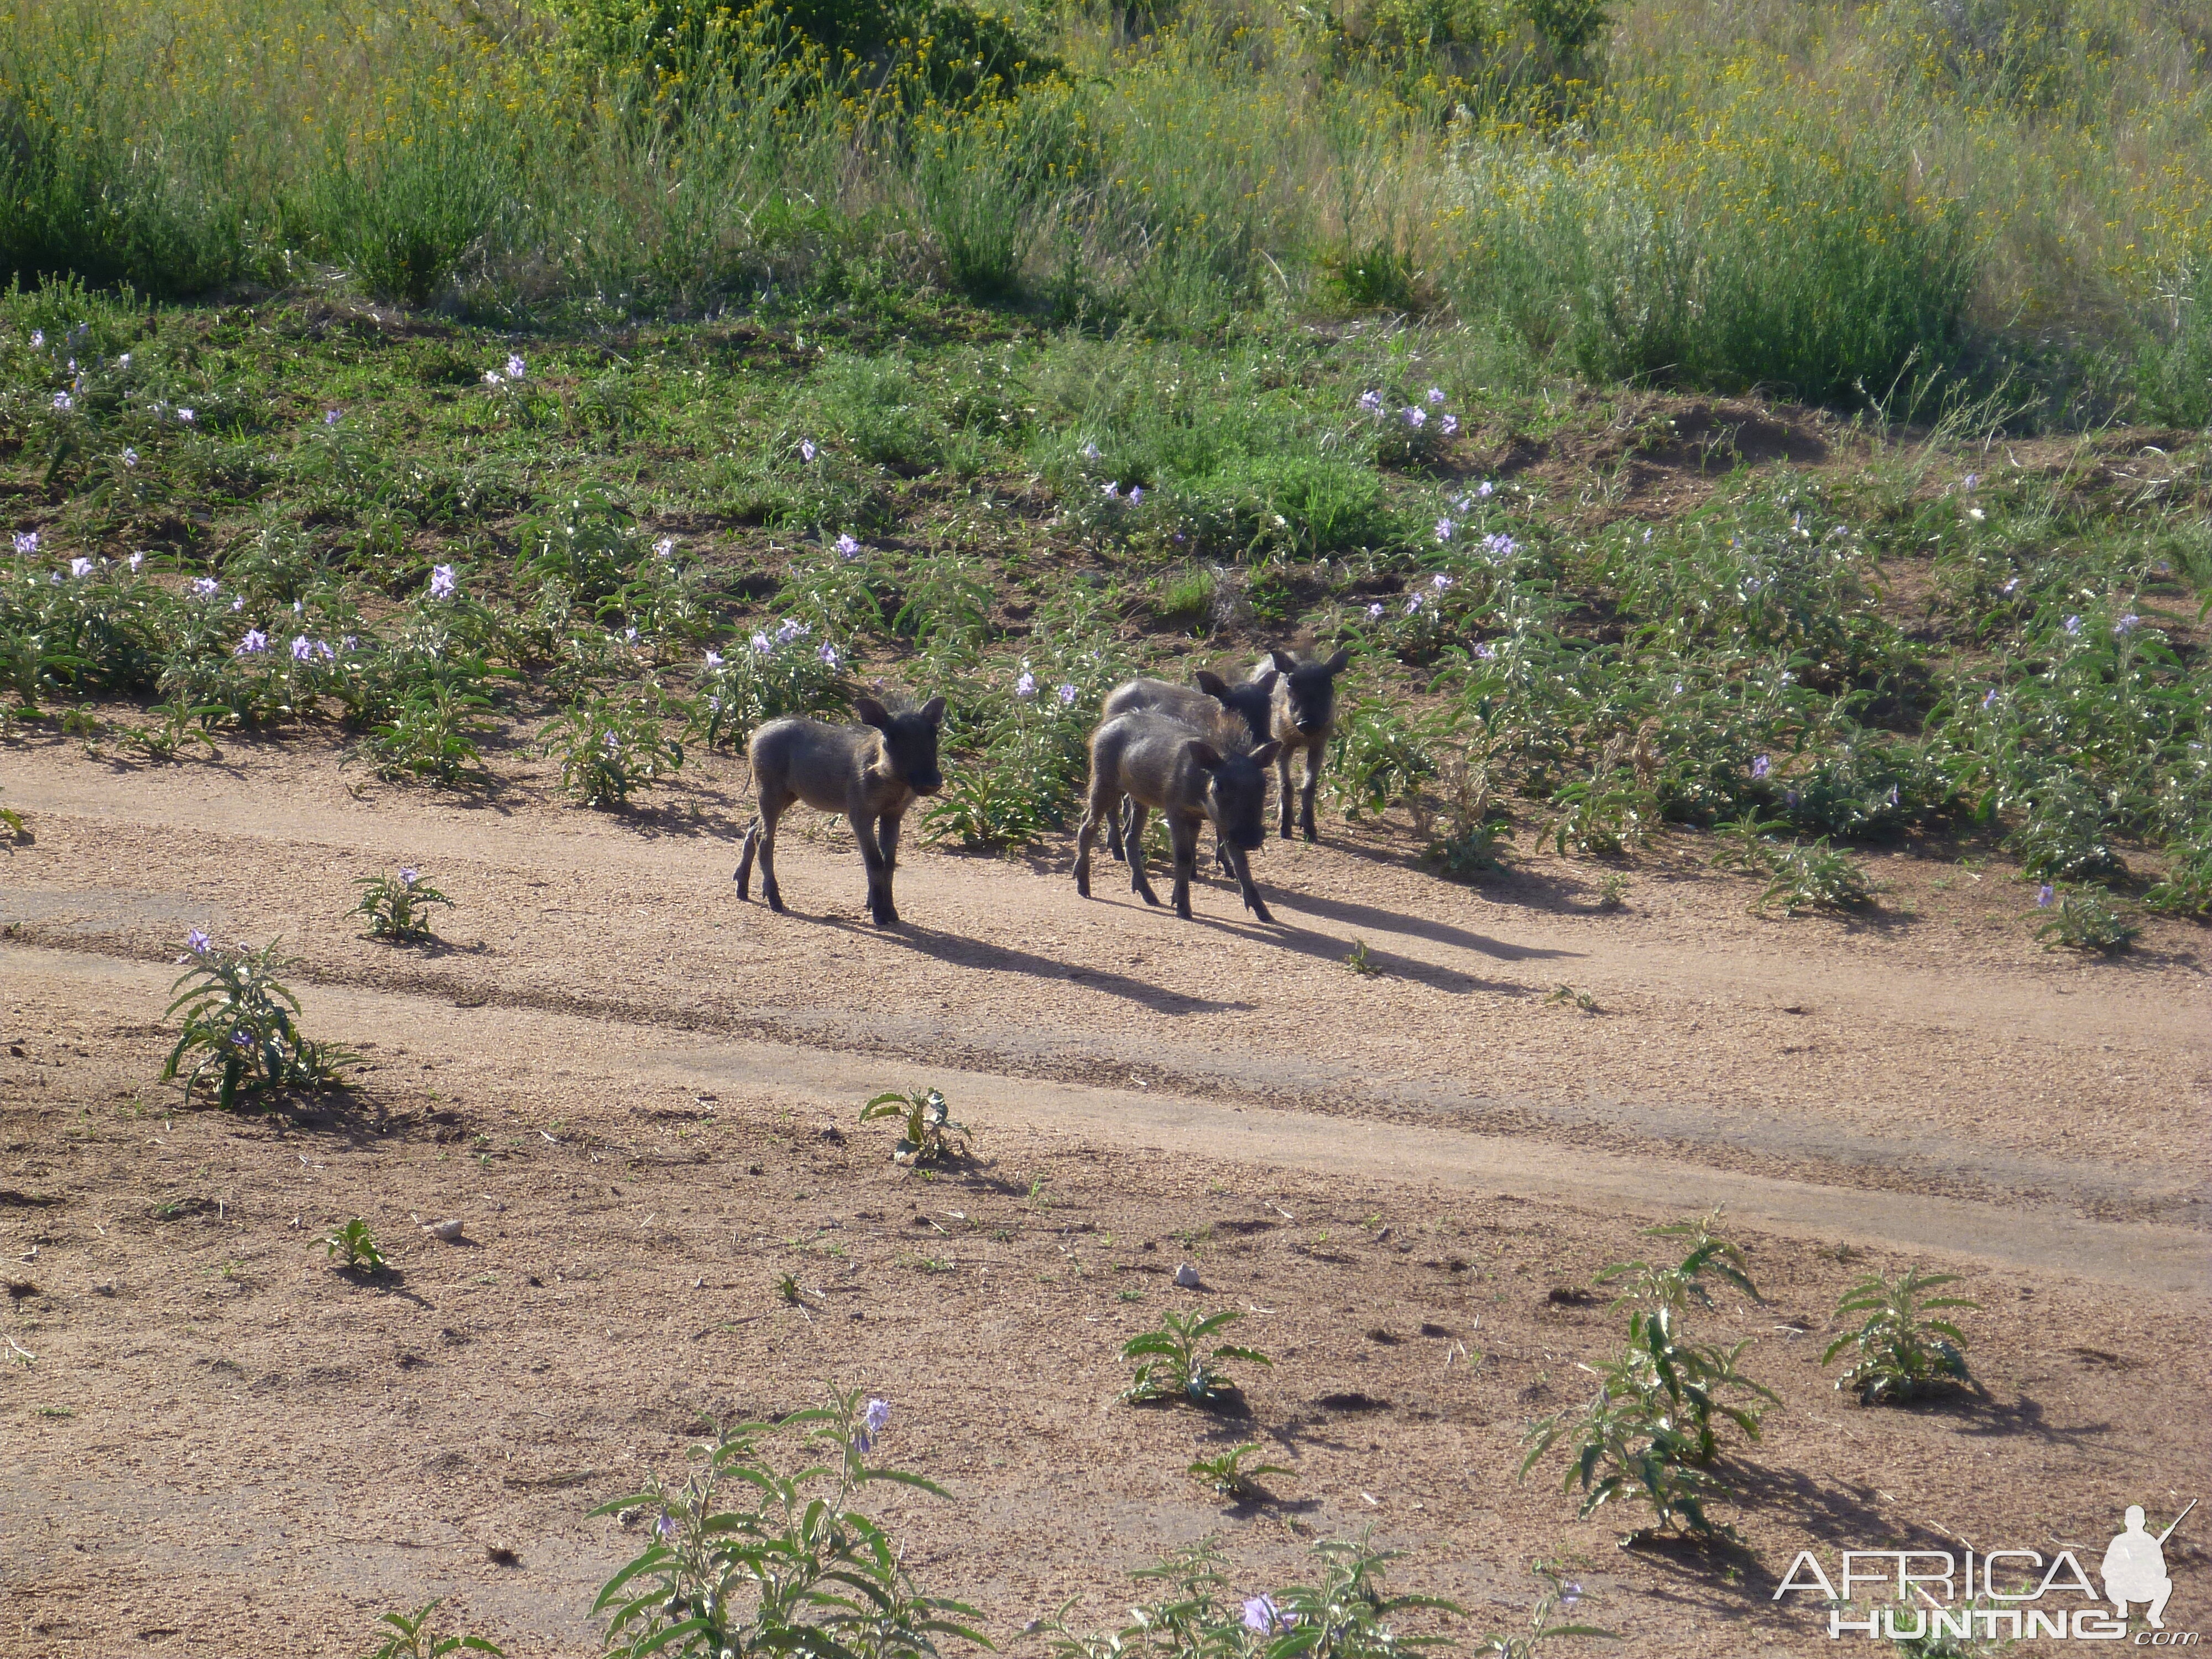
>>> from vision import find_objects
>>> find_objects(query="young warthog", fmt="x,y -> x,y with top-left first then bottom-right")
734,696 -> 946,927
1099,667 -> 1279,864
1254,647 -> 1349,841
1074,712 -> 1280,921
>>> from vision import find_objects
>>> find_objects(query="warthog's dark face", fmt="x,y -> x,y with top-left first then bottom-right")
1270,649 -> 1350,736
858,696 -> 947,796
1196,738 -> 1281,851
1198,667 -> 1278,749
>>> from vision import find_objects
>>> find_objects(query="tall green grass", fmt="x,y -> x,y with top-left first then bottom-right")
2,0 -> 2209,419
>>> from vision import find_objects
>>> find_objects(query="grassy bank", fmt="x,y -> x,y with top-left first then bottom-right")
2,0 -> 2209,422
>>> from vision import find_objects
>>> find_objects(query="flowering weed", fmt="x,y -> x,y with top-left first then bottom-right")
1121,1309 -> 1272,1408
161,936 -> 353,1108
1822,1267 -> 1979,1406
541,692 -> 684,807
351,868 -> 454,943
859,1087 -> 971,1165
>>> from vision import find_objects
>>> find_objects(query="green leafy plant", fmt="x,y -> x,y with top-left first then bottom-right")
365,684 -> 493,785
1544,983 -> 1598,1013
1344,940 -> 1381,976
1121,1309 -> 1272,1407
540,692 -> 684,807
1753,837 -> 1871,914
1520,1214 -> 1776,1540
365,1599 -> 504,1659
859,1087 -> 971,1165
320,1217 -> 387,1274
2034,888 -> 2139,953
1472,1559 -> 1616,1657
1187,1442 -> 1293,1501
1822,1266 -> 1979,1405
1594,871 -> 1629,910
588,1386 -> 985,1659
122,698 -> 223,761
351,867 -> 453,942
161,935 -> 353,1108
1330,703 -> 1439,820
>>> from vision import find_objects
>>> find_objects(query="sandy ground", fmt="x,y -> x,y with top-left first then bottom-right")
1,728 -> 2206,1657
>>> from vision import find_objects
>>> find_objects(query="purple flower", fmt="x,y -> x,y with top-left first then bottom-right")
234,629 -> 269,656
750,631 -> 773,655
1743,576 -> 1764,594
2001,577 -> 2020,595
1426,386 -> 1447,405
1432,572 -> 1454,591
1482,533 -> 1517,558
707,696 -> 722,713
186,928 -> 211,955
1434,517 -> 1455,542
854,1397 -> 891,1453
775,618 -> 809,645
2063,614 -> 2081,636
1961,472 -> 1978,491
1441,414 -> 1459,436
1242,1596 -> 1295,1635
175,406 -> 194,424
1751,754 -> 1771,780
231,1029 -> 253,1048
1015,670 -> 1037,699
1080,441 -> 1102,459
28,330 -> 41,348
834,533 -> 862,559
2114,613 -> 2140,635
428,564 -> 456,600
1365,602 -> 1384,620
483,371 -> 503,387
2037,884 -> 2054,907
10,531 -> 35,556
290,635 -> 314,661
799,439 -> 817,462
192,576 -> 218,596
1101,482 -> 1120,500
1406,592 -> 1426,614
653,536 -> 676,559
1401,406 -> 1426,429
1057,682 -> 1078,705
1477,481 -> 1495,497
704,650 -> 724,668
121,447 -> 138,468
51,392 -> 73,412
818,642 -> 841,670
1473,641 -> 1496,659
323,408 -> 342,426
1358,390 -> 1383,412
341,635 -> 358,653
128,552 -> 144,572
505,354 -> 527,381
1128,485 -> 1144,505
655,1514 -> 679,1541
1981,688 -> 2000,711
398,867 -> 419,887
231,595 -> 244,612
69,557 -> 93,578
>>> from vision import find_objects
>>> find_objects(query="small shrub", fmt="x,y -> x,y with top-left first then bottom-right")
351,868 -> 454,943
1187,1442 -> 1293,1502
1121,1309 -> 1271,1408
364,684 -> 493,785
693,625 -> 852,749
2035,888 -> 2139,953
2145,844 -> 2212,918
589,1386 -> 983,1659
1345,940 -> 1381,976
1520,1214 -> 1775,1540
1330,702 -> 1439,820
162,935 -> 352,1108
541,693 -> 684,807
1594,871 -> 1629,910
320,1218 -> 387,1274
366,1598 -> 504,1658
1547,772 -> 1657,857
859,1088 -> 971,1165
1822,1266 -> 1978,1405
1544,983 -> 1598,1013
1752,838 -> 1871,915
1472,1559 -> 1617,1656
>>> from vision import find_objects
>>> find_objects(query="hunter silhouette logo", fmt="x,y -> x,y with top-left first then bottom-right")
1774,1498 -> 2197,1641
2104,1501 -> 2193,1630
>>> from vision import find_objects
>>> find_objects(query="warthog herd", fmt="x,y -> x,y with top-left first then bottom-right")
733,651 -> 1349,926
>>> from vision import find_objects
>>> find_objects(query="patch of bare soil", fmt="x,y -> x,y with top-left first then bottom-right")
0,733 -> 2206,1657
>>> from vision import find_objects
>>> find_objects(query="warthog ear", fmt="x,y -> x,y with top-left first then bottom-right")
1194,669 -> 1231,699
918,696 -> 946,725
1321,648 -> 1351,676
1267,648 -> 1298,673
1250,740 -> 1282,767
854,697 -> 893,730
1183,739 -> 1225,772
1253,669 -> 1280,695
